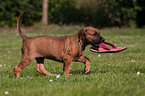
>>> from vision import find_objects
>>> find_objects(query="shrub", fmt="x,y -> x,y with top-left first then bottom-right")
0,0 -> 144,28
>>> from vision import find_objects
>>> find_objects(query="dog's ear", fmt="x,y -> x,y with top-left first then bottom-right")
78,29 -> 85,42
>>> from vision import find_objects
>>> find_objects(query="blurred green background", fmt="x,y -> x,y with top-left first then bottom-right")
0,0 -> 145,28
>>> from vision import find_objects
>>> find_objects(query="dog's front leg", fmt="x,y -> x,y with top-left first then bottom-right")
62,55 -> 73,75
77,56 -> 90,73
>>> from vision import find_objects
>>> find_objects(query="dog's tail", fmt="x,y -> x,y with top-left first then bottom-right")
17,12 -> 28,40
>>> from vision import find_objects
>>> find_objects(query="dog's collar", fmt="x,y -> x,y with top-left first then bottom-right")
77,37 -> 81,50
74,34 -> 87,55
77,36 -> 87,54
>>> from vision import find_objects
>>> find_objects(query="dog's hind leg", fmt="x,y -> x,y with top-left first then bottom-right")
76,56 -> 90,73
14,55 -> 34,78
36,58 -> 55,76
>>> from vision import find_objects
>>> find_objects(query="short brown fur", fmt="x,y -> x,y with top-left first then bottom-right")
14,12 -> 105,78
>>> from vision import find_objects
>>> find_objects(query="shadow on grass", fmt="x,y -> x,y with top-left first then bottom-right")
8,64 -> 145,78
70,68 -> 111,75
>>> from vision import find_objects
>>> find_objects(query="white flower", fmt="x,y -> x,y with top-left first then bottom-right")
137,72 -> 140,75
56,74 -> 60,78
131,59 -> 136,63
98,54 -> 101,57
108,64 -> 110,66
50,79 -> 53,82
5,91 -> 9,94
0,65 -> 2,67
69,74 -> 72,75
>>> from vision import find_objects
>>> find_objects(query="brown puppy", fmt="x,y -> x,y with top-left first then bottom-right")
14,12 -> 105,78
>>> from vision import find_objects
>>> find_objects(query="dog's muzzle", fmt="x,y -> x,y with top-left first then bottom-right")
91,37 -> 105,48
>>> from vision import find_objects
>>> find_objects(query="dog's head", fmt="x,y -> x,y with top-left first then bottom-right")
78,27 -> 105,47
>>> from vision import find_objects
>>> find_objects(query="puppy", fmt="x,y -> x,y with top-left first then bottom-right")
14,12 -> 105,78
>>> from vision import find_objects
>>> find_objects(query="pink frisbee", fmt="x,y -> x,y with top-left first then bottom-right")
90,41 -> 127,53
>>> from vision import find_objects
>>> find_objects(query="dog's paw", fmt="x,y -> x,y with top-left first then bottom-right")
46,73 -> 56,77
84,67 -> 90,73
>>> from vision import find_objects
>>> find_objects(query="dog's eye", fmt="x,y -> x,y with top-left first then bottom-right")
93,33 -> 97,36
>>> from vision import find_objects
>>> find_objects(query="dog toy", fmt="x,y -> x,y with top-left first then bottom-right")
90,41 -> 127,53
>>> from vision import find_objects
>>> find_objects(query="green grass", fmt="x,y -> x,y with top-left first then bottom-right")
0,26 -> 145,96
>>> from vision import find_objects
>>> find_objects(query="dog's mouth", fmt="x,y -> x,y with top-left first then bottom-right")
90,42 -> 100,50
91,42 -> 99,47
90,38 -> 105,49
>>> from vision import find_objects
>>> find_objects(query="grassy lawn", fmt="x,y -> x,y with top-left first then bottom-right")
0,26 -> 145,96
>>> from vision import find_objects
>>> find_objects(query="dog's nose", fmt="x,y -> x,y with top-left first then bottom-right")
102,38 -> 105,42
100,36 -> 105,42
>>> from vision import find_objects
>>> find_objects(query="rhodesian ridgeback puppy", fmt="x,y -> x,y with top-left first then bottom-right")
14,12 -> 105,78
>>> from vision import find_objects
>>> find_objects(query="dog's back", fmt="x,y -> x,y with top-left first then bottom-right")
21,35 -> 79,62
